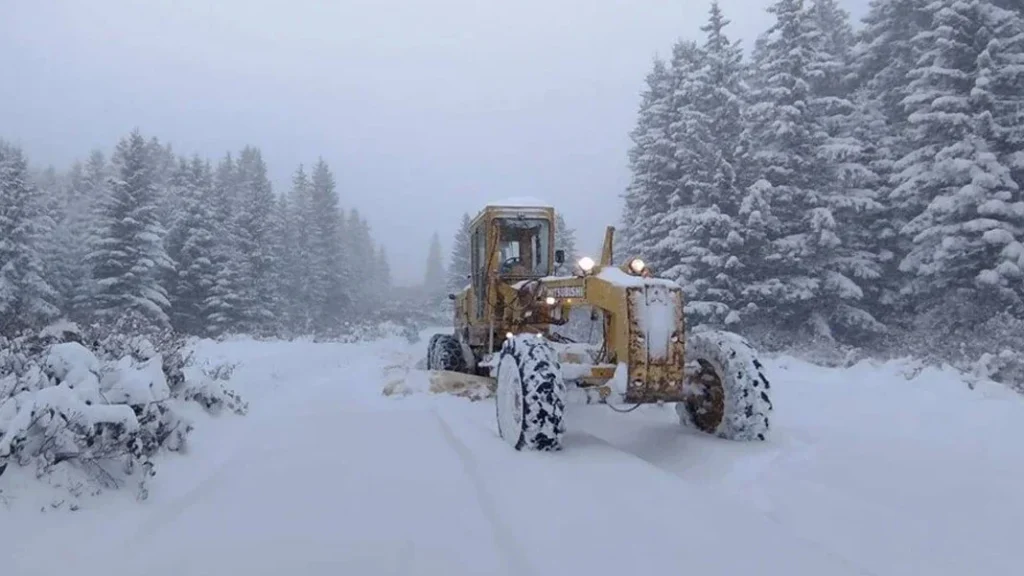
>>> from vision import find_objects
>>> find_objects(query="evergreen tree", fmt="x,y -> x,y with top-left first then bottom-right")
282,164 -> 313,333
166,156 -> 219,335
892,0 -> 1024,321
307,158 -> 348,334
148,137 -> 179,231
87,129 -> 173,328
344,209 -> 375,316
234,146 -> 279,334
423,231 -> 446,301
851,0 -> 934,320
621,57 -> 675,263
47,161 -> 84,315
554,213 -> 579,275
854,0 -> 932,128
275,190 -> 299,335
805,0 -> 886,338
206,153 -> 245,335
447,213 -> 472,291
980,3 -> 1024,189
32,166 -> 66,299
739,0 -> 849,340
70,151 -> 110,319
376,244 -> 392,297
659,2 -> 748,326
0,142 -> 60,335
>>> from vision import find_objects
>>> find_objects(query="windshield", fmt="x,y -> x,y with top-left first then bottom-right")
496,217 -> 550,277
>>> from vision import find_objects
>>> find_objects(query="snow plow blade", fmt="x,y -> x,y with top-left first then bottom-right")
427,370 -> 495,401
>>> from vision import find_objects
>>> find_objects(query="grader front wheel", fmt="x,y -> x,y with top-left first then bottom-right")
495,335 -> 566,451
677,330 -> 773,441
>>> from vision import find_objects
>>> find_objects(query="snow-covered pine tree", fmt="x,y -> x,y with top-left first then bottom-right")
805,0 -> 886,340
892,0 -> 1024,325
70,150 -> 110,320
553,213 -> 579,275
87,129 -> 174,329
851,0 -> 933,321
447,213 -> 472,292
307,158 -> 348,334
47,161 -> 84,314
980,3 -> 1024,190
205,153 -> 246,336
376,244 -> 392,296
31,166 -> 66,299
281,164 -> 313,333
274,190 -> 299,335
0,142 -> 60,336
423,231 -> 446,304
646,42 -> 696,278
738,0 -> 852,342
854,0 -> 932,129
165,156 -> 219,335
234,146 -> 280,335
344,209 -> 375,316
621,57 -> 675,264
658,2 -> 748,327
147,137 -> 179,233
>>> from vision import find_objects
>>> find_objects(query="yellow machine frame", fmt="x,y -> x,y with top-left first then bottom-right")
450,202 -> 688,404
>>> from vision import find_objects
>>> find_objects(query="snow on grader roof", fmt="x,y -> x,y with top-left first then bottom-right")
484,196 -> 553,208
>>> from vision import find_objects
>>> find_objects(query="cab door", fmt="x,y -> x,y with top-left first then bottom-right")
471,224 -> 487,321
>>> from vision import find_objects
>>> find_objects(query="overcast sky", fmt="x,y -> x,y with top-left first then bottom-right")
0,0 -> 868,285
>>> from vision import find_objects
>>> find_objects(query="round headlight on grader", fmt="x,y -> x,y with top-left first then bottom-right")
426,199 -> 773,451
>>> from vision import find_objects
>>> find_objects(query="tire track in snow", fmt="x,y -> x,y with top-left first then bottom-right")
125,372 -> 342,547
567,429 -> 880,576
431,407 -> 536,576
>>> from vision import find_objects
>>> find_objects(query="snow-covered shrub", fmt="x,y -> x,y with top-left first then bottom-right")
0,321 -> 246,502
890,296 -> 1024,393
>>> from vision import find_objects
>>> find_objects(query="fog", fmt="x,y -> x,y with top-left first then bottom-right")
0,0 -> 868,285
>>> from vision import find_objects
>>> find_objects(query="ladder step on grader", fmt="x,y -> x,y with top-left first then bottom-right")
426,199 -> 773,451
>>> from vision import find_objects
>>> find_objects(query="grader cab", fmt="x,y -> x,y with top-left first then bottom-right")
427,199 -> 773,451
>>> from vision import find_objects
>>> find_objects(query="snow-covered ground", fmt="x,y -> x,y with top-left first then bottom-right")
3,328 -> 1022,576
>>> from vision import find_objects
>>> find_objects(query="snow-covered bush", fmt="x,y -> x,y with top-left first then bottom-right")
0,321 -> 247,502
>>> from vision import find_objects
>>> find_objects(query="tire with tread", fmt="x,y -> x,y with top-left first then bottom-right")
676,329 -> 773,441
427,333 -> 468,373
495,335 -> 566,451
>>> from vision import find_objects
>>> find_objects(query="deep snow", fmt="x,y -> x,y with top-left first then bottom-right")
2,328 -> 1022,576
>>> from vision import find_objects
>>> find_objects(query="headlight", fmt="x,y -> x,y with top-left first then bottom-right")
628,258 -> 645,275
545,296 -> 557,305
577,256 -> 595,274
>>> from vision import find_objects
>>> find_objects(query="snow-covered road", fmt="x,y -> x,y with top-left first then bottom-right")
5,329 -> 1022,576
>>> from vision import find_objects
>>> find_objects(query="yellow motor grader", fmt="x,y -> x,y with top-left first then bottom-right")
427,199 -> 773,451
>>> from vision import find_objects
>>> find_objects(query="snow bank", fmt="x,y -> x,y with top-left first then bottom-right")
0,321 -> 247,505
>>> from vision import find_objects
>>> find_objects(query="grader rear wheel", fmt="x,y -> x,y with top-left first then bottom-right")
677,329 -> 773,441
427,334 -> 468,373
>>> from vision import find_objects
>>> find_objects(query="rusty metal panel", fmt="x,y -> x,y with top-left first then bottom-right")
624,285 -> 686,403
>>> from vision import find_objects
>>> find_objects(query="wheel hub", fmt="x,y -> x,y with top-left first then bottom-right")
496,353 -> 524,448
684,359 -> 726,433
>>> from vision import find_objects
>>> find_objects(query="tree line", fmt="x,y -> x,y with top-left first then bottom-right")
621,0 -> 1024,362
0,129 -> 391,339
